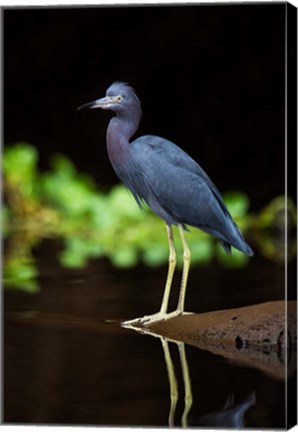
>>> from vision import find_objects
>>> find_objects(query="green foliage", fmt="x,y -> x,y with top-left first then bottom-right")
1,206 -> 11,236
3,142 -> 38,194
3,142 -> 294,293
251,196 -> 297,262
223,190 -> 250,218
40,154 -> 99,218
255,196 -> 296,228
60,236 -> 104,268
188,235 -> 214,264
4,256 -> 39,293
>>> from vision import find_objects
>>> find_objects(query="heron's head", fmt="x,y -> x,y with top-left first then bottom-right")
78,81 -> 141,116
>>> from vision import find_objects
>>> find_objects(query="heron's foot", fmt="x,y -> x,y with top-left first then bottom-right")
122,310 -> 191,329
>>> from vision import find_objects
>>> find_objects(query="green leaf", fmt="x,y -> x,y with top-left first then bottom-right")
3,142 -> 38,179
223,191 -> 250,219
190,237 -> 213,264
59,236 -> 104,268
142,243 -> 169,267
110,246 -> 138,268
108,185 -> 143,221
3,143 -> 39,199
4,257 -> 39,293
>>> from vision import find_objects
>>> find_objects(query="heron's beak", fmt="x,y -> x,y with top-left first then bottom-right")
77,96 -> 117,111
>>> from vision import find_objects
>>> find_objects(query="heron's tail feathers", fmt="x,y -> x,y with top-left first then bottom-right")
221,219 -> 254,257
220,239 -> 253,257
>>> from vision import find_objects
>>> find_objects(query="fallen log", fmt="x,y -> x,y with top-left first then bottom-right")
133,301 -> 297,379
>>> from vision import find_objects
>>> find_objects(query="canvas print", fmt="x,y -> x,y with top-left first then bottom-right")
3,3 -> 297,429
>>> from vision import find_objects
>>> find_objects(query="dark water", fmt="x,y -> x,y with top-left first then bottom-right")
4,240 -> 296,428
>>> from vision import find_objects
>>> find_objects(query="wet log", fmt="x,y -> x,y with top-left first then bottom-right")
143,300 -> 297,379
146,301 -> 296,348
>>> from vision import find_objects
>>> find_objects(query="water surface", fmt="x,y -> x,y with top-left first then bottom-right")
4,240 -> 295,428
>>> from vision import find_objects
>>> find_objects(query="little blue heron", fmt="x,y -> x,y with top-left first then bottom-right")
78,81 -> 253,326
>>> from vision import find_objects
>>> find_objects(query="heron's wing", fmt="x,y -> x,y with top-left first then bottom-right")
151,165 -> 229,232
131,136 -> 250,254
153,164 -> 249,252
132,136 -> 229,217
133,135 -> 229,214
131,136 -> 253,255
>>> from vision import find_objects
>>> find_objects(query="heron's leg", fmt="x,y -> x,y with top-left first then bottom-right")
178,342 -> 193,427
177,224 -> 191,313
122,224 -> 193,328
159,224 -> 177,314
161,337 -> 178,427
122,224 -> 177,327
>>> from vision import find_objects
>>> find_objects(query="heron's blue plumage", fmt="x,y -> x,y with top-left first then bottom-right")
121,135 -> 253,256
81,81 -> 253,257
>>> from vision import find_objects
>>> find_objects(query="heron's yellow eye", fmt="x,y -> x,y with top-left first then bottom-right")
116,95 -> 123,103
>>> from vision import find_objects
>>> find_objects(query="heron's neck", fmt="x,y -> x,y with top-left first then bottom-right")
106,112 -> 140,165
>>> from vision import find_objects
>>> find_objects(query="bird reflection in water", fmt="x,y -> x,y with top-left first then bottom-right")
134,329 -> 256,428
161,338 -> 192,427
197,391 -> 256,428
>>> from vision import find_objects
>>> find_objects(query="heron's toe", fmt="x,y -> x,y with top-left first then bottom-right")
122,310 -> 189,328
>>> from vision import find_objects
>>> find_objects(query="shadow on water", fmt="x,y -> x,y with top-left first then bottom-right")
4,240 -> 296,428
158,336 -> 256,428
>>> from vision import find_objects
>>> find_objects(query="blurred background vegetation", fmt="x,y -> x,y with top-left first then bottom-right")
3,142 -> 296,294
4,7 -> 296,297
